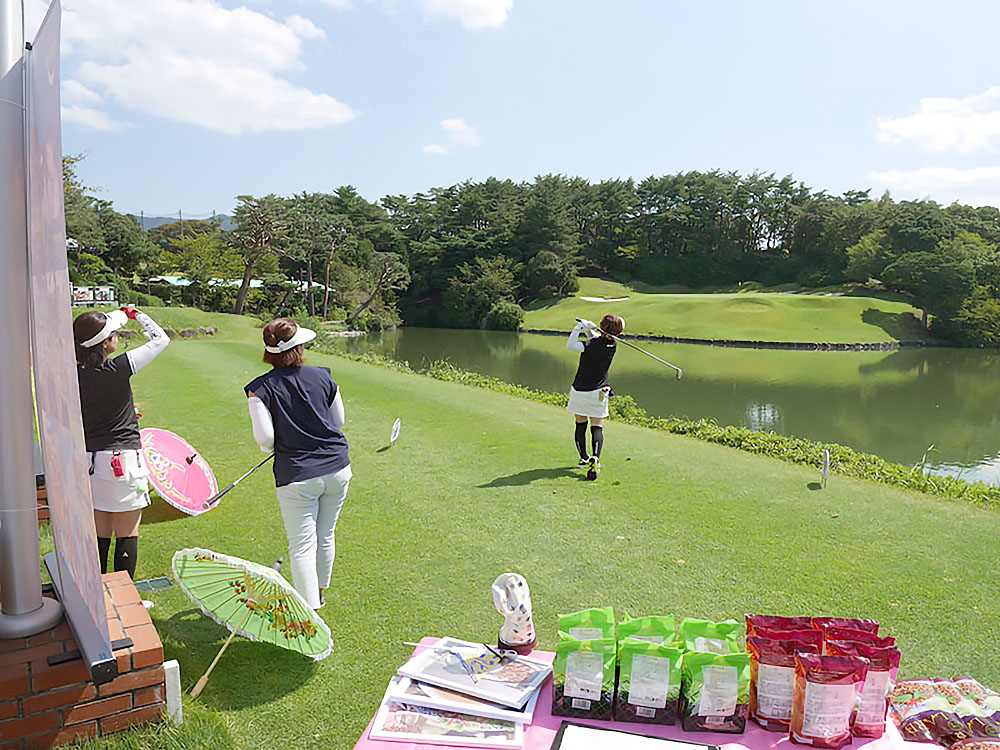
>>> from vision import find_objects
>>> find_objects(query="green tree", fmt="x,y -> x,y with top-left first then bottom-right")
232,195 -> 290,315
442,256 -> 518,328
882,251 -> 975,328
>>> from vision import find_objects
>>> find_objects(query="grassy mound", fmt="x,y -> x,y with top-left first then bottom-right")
524,278 -> 934,344
65,324 -> 1000,748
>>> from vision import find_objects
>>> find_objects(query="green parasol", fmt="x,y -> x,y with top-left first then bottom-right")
171,547 -> 332,697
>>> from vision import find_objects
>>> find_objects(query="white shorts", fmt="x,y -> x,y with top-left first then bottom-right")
567,387 -> 611,419
89,449 -> 152,513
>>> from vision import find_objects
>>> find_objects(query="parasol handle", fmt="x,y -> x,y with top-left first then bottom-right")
191,606 -> 252,698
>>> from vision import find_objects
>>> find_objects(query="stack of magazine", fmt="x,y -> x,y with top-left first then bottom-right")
370,637 -> 553,748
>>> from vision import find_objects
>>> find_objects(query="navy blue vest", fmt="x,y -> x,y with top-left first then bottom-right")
245,366 -> 350,487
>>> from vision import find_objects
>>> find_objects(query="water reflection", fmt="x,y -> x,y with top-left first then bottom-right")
332,329 -> 1000,484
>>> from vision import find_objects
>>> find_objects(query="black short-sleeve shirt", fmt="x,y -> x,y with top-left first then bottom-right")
245,365 -> 350,487
572,337 -> 617,392
77,353 -> 141,452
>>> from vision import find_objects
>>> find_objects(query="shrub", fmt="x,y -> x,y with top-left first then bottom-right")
486,300 -> 525,331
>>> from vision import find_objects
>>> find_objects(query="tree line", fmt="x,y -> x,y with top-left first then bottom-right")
65,156 -> 1000,345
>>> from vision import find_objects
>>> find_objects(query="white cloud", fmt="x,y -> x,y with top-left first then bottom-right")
62,79 -> 103,106
868,166 -> 1000,208
876,87 -> 1000,155
285,15 -> 327,40
317,0 -> 353,8
420,0 -> 511,29
42,0 -> 354,135
440,117 -> 480,146
421,117 -> 481,155
61,104 -> 127,131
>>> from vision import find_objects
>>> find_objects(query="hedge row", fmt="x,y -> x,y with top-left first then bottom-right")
317,343 -> 1000,512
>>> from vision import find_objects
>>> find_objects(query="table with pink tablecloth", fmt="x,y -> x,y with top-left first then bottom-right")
355,637 -> 918,750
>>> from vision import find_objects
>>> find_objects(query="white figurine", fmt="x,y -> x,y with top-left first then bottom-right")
491,573 -> 537,654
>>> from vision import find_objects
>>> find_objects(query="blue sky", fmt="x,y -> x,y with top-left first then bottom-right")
25,0 -> 1000,217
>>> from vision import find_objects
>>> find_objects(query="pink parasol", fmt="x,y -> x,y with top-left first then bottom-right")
140,428 -> 218,516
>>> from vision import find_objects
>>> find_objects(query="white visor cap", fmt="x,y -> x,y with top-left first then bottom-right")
79,309 -> 128,348
264,324 -> 316,354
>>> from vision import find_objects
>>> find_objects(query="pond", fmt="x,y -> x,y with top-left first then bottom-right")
329,328 -> 1000,485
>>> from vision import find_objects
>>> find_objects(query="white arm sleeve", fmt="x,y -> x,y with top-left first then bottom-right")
247,396 -> 275,453
329,390 -> 345,430
566,323 -> 585,353
126,312 -> 170,374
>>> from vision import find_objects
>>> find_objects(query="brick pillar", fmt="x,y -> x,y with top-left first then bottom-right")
0,572 -> 166,749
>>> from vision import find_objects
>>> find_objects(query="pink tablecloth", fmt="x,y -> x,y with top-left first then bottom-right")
354,638 -> 917,750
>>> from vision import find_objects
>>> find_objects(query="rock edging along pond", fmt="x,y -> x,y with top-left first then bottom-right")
521,328 -> 949,351
314,341 -> 1000,512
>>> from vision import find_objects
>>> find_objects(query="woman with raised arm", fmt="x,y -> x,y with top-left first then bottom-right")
73,306 -> 169,580
245,319 -> 351,610
566,314 -> 625,481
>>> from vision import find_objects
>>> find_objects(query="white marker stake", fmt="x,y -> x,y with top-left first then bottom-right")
390,418 -> 401,445
822,449 -> 830,488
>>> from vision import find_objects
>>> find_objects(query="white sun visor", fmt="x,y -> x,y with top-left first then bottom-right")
264,324 -> 317,354
79,309 -> 128,348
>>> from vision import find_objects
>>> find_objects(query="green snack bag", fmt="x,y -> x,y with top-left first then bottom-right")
615,637 -> 683,724
679,617 -> 742,654
618,614 -> 677,646
558,607 -> 616,641
552,637 -> 617,720
680,651 -> 751,733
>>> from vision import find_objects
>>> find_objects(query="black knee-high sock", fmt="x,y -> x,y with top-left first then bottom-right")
574,422 -> 588,459
113,536 -> 138,579
591,426 -> 604,458
97,537 -> 111,574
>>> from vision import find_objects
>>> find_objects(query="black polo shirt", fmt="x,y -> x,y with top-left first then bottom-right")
572,336 -> 617,392
245,365 -> 350,487
77,353 -> 141,452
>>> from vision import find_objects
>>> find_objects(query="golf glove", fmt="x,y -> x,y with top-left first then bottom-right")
579,319 -> 601,338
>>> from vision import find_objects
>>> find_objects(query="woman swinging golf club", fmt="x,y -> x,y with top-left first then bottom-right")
245,319 -> 351,610
73,306 -> 169,581
567,314 -> 625,480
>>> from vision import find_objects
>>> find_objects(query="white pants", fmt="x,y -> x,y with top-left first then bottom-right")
275,464 -> 352,609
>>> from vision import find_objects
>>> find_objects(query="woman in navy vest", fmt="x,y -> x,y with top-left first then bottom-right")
245,319 -> 351,609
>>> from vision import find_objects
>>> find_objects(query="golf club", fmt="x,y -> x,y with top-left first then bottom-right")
202,453 -> 274,509
576,318 -> 683,379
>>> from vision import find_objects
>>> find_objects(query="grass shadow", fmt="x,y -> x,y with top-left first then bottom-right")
807,482 -> 822,491
142,497 -> 190,524
861,307 -> 925,340
479,467 -> 584,487
156,608 -> 318,709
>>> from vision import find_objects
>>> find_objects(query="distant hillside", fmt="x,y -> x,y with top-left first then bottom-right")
130,213 -> 235,231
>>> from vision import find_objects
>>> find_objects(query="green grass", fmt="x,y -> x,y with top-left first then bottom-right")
57,314 -> 1000,749
524,278 -> 934,344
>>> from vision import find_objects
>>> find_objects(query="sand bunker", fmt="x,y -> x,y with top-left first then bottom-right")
579,296 -> 629,302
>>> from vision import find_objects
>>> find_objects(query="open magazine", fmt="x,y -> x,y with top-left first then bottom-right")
397,637 -> 552,709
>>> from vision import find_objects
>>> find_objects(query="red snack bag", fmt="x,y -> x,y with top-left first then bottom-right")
824,627 -> 895,651
748,634 -> 822,732
811,617 -> 879,634
746,614 -> 812,637
790,653 -> 869,748
756,627 -> 823,643
826,640 -> 901,737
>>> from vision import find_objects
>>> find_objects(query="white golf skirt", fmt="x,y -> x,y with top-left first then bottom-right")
567,386 -> 611,418
89,449 -> 152,513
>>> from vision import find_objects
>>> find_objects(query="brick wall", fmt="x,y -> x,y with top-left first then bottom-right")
0,572 -> 166,749
35,478 -> 48,525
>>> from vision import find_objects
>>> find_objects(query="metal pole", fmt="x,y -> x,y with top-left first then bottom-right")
0,0 -> 62,637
